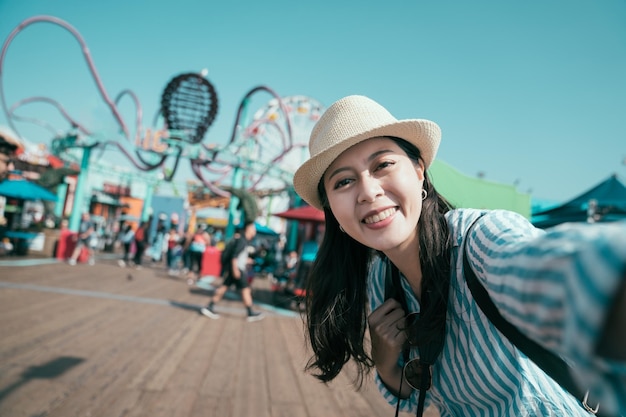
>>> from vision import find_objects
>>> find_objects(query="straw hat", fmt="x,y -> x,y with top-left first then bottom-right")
293,95 -> 441,209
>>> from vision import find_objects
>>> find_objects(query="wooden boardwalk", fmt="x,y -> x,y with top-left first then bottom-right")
0,256 -> 425,417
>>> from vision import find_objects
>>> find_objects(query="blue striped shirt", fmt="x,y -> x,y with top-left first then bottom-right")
368,208 -> 626,416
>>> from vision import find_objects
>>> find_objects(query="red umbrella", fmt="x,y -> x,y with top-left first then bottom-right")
273,205 -> 325,222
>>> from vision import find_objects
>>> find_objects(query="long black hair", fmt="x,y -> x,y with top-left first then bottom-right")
304,137 -> 454,387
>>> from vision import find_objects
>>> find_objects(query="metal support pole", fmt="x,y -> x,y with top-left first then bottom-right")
225,96 -> 250,240
54,183 -> 67,219
225,167 -> 242,240
287,145 -> 309,251
69,146 -> 91,231
141,182 -> 154,222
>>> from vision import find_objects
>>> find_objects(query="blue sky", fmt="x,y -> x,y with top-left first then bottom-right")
1,0 -> 625,204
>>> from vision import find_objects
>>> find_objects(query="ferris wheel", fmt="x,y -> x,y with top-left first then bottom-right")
237,95 -> 324,193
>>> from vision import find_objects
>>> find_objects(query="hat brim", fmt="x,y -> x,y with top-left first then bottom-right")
293,119 -> 441,210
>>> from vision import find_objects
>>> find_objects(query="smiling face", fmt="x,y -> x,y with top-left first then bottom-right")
323,137 -> 425,255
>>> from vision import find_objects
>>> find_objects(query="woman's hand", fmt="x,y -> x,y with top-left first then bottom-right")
368,298 -> 413,398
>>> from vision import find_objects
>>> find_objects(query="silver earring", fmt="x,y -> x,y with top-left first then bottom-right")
339,225 -> 345,233
422,189 -> 427,200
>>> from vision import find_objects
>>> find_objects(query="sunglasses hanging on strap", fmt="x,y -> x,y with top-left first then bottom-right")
385,259 -> 444,417
462,216 -> 606,417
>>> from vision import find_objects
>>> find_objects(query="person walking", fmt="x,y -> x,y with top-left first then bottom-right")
117,223 -> 134,267
200,221 -> 265,322
187,227 -> 209,285
292,95 -> 626,417
295,232 -> 319,293
166,225 -> 183,275
149,222 -> 167,264
132,221 -> 149,269
68,213 -> 96,266
179,229 -> 193,275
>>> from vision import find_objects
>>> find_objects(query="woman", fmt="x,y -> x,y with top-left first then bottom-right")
118,222 -> 135,267
149,223 -> 167,264
133,221 -> 149,269
166,225 -> 183,275
187,228 -> 209,284
293,95 -> 626,416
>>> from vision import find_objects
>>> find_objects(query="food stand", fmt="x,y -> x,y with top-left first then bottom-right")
0,179 -> 58,256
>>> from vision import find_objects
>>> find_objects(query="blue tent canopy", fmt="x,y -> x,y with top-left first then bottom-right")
231,221 -> 279,236
0,179 -> 58,202
254,222 -> 278,236
532,175 -> 626,228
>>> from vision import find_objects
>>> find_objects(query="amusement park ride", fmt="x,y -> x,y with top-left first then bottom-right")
0,15 -> 325,237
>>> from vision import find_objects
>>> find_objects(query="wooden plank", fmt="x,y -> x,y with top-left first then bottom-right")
270,403 -> 309,417
0,298 -> 120,371
129,315 -> 206,391
232,319 -> 270,417
196,312 -> 246,415
161,316 -> 221,391
0,261 -> 441,417
189,394 -> 232,417
263,316 -> 304,406
276,316 -> 347,417
27,305 -> 188,416
123,390 -> 197,417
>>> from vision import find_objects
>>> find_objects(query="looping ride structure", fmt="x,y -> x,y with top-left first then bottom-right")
0,15 -> 325,220
160,71 -> 219,145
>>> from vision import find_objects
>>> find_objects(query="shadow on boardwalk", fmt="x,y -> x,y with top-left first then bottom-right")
0,258 -> 435,417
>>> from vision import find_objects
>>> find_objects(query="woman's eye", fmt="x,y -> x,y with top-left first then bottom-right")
333,178 -> 352,189
375,160 -> 395,171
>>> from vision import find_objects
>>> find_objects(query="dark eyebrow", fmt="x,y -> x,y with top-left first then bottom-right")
326,149 -> 394,181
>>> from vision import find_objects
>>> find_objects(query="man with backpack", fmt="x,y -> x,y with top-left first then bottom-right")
132,221 -> 149,269
200,221 -> 264,322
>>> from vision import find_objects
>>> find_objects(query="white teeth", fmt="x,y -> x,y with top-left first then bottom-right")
363,208 -> 396,224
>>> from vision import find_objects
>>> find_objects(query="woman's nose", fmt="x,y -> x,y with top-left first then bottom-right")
357,175 -> 383,203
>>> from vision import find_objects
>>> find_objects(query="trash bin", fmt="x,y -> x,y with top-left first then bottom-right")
201,246 -> 222,278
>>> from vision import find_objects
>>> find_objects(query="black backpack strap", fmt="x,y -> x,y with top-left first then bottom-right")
462,216 -> 604,415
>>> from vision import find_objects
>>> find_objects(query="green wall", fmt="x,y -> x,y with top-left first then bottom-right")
429,159 -> 531,219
